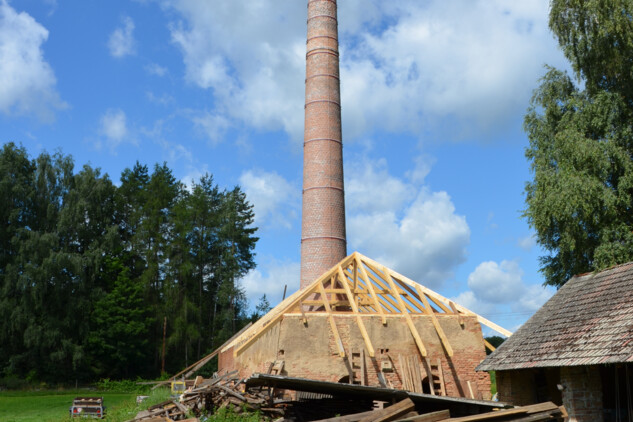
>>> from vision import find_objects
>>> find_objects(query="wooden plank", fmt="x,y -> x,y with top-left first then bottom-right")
153,323 -> 252,390
358,398 -> 416,422
312,409 -> 378,422
442,407 -> 529,421
319,281 -> 346,357
466,381 -> 475,399
383,269 -> 427,357
436,358 -> 446,396
356,255 -> 387,324
393,409 -> 450,422
483,339 -> 496,353
417,288 -> 453,357
361,348 -> 366,386
339,267 -> 376,357
448,301 -> 464,326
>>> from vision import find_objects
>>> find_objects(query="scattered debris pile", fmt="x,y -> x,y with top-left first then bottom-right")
128,373 -> 567,422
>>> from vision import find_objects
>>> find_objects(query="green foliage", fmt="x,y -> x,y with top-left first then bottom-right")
94,378 -> 150,394
0,144 -> 259,382
484,336 -> 505,355
524,1 -> 633,287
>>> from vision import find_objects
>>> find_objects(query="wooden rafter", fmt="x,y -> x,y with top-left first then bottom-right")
319,281 -> 346,357
418,287 -> 453,357
338,267 -> 375,357
383,266 -> 427,357
226,252 -> 512,358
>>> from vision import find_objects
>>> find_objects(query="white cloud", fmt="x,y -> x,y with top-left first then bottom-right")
346,156 -> 470,287
468,260 -> 524,304
99,108 -> 129,148
108,16 -> 136,58
0,0 -> 64,120
239,260 -> 300,308
239,169 -> 299,230
160,0 -> 565,144
517,234 -> 537,251
191,111 -> 231,146
459,259 -> 554,317
146,62 -> 167,76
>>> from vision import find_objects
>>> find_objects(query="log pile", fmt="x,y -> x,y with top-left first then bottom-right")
313,399 -> 567,422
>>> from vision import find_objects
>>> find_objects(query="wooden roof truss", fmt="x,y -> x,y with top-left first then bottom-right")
228,252 -> 512,359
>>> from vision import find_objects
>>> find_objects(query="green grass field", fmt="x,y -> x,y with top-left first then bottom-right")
0,389 -> 170,422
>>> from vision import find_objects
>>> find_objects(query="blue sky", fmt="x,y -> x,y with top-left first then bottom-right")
0,0 -> 571,334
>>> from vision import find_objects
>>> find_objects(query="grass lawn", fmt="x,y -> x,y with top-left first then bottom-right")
0,389 -> 169,422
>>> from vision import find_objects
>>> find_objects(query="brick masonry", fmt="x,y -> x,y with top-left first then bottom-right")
560,366 -> 603,422
219,314 -> 491,399
301,0 -> 347,289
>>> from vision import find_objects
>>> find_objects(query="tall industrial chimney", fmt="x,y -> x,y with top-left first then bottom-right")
300,0 -> 347,289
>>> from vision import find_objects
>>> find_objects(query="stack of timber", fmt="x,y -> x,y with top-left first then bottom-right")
127,371 -> 282,422
312,399 -> 567,422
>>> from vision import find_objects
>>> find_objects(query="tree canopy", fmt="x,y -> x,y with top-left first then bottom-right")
0,143 -> 259,383
524,0 -> 633,287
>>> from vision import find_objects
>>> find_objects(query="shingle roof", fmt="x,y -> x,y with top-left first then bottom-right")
478,262 -> 633,371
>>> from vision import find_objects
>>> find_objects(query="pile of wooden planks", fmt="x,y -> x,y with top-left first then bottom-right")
312,399 -> 567,422
126,371 -> 282,422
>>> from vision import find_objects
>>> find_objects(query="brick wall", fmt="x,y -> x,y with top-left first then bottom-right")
224,314 -> 491,399
561,365 -> 603,422
301,0 -> 347,288
496,369 -> 537,405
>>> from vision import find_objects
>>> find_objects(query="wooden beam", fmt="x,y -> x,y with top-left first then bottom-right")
395,410 -> 450,422
319,281 -> 346,357
358,398 -> 415,422
360,254 -> 512,337
363,261 -> 426,314
383,268 -> 427,357
234,266 -> 335,356
356,255 -> 387,324
417,287 -> 453,357
365,269 -> 420,314
339,267 -> 375,357
449,301 -> 464,326
484,338 -> 496,352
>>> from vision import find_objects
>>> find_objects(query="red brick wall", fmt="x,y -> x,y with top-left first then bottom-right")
561,366 -> 603,422
301,0 -> 347,288
496,370 -> 537,405
223,314 -> 490,399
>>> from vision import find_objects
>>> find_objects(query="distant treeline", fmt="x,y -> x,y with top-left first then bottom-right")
0,142 -> 264,383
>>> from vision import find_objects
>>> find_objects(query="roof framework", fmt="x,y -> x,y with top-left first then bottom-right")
225,252 -> 512,359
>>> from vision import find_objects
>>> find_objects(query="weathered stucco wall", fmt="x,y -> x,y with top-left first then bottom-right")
220,314 -> 490,399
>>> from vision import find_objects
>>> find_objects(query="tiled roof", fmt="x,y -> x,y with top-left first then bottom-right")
478,262 -> 633,371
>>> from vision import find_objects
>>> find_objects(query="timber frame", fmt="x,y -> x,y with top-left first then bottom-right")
223,252 -> 512,359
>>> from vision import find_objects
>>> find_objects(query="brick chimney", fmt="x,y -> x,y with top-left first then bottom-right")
300,0 -> 347,289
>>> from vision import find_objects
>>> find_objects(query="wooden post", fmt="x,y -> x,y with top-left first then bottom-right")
161,317 -> 167,374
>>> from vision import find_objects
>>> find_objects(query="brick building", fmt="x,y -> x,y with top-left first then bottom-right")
478,262 -> 633,422
220,252 -> 510,399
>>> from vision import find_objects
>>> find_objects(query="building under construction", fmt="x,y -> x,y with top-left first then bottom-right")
216,0 -> 511,400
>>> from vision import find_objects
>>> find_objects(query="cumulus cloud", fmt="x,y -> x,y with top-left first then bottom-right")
108,16 -> 136,58
458,259 -> 554,317
346,156 -> 470,287
239,169 -> 299,230
191,111 -> 231,145
159,0 -> 564,144
0,0 -> 64,120
239,260 -> 300,307
99,108 -> 130,148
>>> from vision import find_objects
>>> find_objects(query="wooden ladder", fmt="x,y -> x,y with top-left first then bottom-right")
348,348 -> 366,385
423,358 -> 446,396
